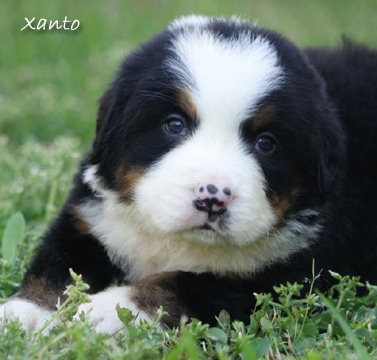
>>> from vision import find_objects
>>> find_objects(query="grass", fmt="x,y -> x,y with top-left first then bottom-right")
1,0 -> 377,358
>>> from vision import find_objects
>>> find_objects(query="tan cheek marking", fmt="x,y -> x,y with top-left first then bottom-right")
290,186 -> 302,198
177,89 -> 197,119
272,186 -> 302,222
273,198 -> 292,221
117,167 -> 145,200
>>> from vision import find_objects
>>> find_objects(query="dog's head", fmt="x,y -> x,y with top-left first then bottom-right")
84,16 -> 344,253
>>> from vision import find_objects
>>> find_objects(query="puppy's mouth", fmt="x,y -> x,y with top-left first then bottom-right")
193,211 -> 231,234
197,224 -> 213,231
194,222 -> 227,235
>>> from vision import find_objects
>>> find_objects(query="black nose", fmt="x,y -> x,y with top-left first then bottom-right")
193,183 -> 233,221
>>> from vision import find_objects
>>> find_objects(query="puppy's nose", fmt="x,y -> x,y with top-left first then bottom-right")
193,183 -> 233,219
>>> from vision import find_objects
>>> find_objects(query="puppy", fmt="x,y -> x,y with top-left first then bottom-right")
1,15 -> 377,333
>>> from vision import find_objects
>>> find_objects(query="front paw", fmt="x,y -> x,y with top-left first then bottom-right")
0,298 -> 56,333
74,287 -> 152,334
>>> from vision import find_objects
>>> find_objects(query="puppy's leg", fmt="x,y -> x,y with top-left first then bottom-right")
129,271 -> 254,328
0,272 -> 64,332
101,267 -> 320,331
74,286 -> 154,334
0,202 -> 124,332
75,271 -> 262,332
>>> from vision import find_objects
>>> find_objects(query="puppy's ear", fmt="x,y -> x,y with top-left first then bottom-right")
90,88 -> 116,164
304,61 -> 346,198
317,109 -> 346,197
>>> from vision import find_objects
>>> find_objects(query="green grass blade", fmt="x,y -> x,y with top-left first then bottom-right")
167,332 -> 202,360
318,293 -> 372,360
240,340 -> 258,360
1,212 -> 25,265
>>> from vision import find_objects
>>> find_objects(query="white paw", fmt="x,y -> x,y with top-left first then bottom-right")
0,298 -> 57,333
74,287 -> 153,334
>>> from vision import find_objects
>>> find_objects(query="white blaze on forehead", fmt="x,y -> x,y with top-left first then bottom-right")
167,27 -> 284,133
168,15 -> 211,29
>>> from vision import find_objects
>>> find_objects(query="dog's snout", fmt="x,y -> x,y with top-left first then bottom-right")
193,183 -> 233,218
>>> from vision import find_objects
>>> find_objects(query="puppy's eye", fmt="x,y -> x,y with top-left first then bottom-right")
165,116 -> 186,136
255,135 -> 276,153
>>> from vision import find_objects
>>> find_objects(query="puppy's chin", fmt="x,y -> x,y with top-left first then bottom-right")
179,228 -> 230,247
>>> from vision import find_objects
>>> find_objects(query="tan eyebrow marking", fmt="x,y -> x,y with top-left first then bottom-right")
250,106 -> 276,132
176,89 -> 197,119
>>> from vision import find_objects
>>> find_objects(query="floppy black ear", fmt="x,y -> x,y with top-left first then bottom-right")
302,51 -> 346,198
89,87 -> 116,165
317,108 -> 346,197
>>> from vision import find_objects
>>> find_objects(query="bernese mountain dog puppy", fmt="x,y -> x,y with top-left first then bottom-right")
1,15 -> 377,333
